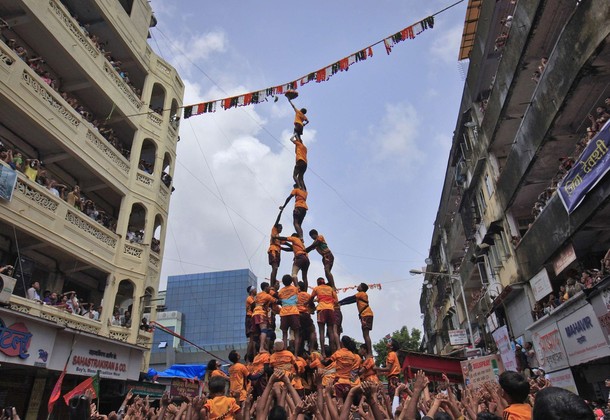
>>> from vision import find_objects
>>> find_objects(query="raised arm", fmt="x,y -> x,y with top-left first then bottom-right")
279,193 -> 294,210
400,370 -> 429,420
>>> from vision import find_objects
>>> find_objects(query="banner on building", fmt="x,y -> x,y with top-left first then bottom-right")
449,329 -> 469,345
530,321 -> 569,373
0,164 -> 17,201
530,268 -> 553,302
547,368 -> 578,395
558,119 -> 610,213
460,354 -> 504,388
492,325 -> 518,371
0,313 -> 56,368
557,304 -> 610,366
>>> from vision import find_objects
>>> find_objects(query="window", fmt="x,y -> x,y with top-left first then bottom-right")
484,174 -> 494,197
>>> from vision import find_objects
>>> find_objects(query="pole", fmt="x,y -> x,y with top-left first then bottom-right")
454,275 -> 475,348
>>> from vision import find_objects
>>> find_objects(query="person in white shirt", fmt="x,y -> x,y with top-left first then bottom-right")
27,281 -> 41,301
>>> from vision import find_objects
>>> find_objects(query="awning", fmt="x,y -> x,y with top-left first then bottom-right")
459,0 -> 482,61
402,351 -> 464,383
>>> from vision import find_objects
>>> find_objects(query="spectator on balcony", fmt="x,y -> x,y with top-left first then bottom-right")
15,45 -> 28,61
67,185 -> 82,210
565,271 -> 584,298
121,311 -> 132,328
45,179 -> 67,199
43,291 -> 58,305
11,151 -> 23,171
24,159 -> 41,182
151,238 -> 160,253
161,171 -> 172,188
27,281 -> 41,302
83,200 -> 99,221
140,318 -> 152,332
0,265 -> 13,275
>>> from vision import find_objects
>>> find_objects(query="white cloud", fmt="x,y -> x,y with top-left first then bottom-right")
430,24 -> 463,64
370,102 -> 425,165
168,31 -> 228,76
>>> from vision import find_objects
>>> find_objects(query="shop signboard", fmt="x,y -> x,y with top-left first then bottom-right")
492,325 -> 517,371
449,329 -> 469,345
530,322 -> 569,373
552,243 -> 577,276
0,313 -> 55,368
546,369 -> 578,395
460,354 -> 504,388
66,336 -> 133,380
127,381 -> 167,399
473,328 -> 482,346
591,285 -> 610,335
557,304 -> 610,366
529,268 -> 553,302
169,378 -> 201,399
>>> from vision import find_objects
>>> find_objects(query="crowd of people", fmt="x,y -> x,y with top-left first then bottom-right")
532,251 -> 610,321
25,280 -> 103,320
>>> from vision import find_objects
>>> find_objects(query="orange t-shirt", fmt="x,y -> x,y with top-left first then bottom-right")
297,291 -> 312,313
278,285 -> 299,316
253,291 -> 276,316
245,295 -> 255,316
312,285 -> 337,311
249,351 -> 270,376
313,234 -> 331,255
360,356 -> 380,382
332,348 -> 361,386
229,362 -> 249,402
291,188 -> 308,210
295,141 -> 307,163
270,349 -> 296,375
268,225 -> 282,253
386,351 -> 401,376
287,236 -> 307,256
503,403 -> 532,420
292,357 -> 307,390
356,291 -> 373,317
294,109 -> 308,126
312,359 -> 336,387
204,396 -> 240,420
211,369 -> 228,379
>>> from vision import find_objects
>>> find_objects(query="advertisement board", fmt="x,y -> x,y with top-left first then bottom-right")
492,325 -> 517,371
0,312 -> 56,368
557,304 -> 610,366
449,329 -> 469,345
530,321 -> 569,373
460,354 -> 504,388
547,368 -> 578,395
529,268 -> 553,302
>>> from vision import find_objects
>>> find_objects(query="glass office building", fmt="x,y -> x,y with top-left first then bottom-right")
161,269 -> 257,350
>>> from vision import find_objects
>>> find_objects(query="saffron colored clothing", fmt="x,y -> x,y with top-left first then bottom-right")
249,351 -> 271,376
229,362 -> 249,402
502,404 -> 532,420
356,291 -> 373,317
386,351 -> 401,376
291,188 -> 308,210
204,396 -> 240,420
295,141 -> 307,163
311,285 -> 337,312
360,356 -> 380,383
270,349 -> 297,375
278,285 -> 300,316
252,291 -> 276,317
331,348 -> 361,386
287,236 -> 307,256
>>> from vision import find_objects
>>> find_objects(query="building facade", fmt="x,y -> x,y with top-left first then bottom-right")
150,269 -> 257,371
420,0 -> 610,401
0,0 -> 183,417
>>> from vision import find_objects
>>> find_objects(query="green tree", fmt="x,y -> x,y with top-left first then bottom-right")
373,326 -> 422,367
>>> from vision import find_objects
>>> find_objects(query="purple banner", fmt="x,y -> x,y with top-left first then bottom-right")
558,120 -> 610,213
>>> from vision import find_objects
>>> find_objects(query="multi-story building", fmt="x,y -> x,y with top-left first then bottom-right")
0,0 -> 183,416
420,0 -> 610,400
150,269 -> 257,371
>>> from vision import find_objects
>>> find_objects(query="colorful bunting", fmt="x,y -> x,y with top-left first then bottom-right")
182,15 -> 435,119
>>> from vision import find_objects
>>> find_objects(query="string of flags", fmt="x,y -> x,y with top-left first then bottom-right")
182,16 -> 435,119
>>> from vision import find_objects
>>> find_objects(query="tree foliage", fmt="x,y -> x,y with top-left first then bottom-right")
373,326 -> 422,367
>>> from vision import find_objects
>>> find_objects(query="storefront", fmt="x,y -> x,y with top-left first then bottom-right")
527,287 -> 610,400
584,276 -> 610,401
0,308 -> 145,419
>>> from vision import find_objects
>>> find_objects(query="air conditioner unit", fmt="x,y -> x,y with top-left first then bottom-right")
0,274 -> 17,304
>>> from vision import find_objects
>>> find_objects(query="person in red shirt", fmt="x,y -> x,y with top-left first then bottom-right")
280,185 -> 308,240
310,277 -> 340,357
278,274 -> 301,352
306,229 -> 336,289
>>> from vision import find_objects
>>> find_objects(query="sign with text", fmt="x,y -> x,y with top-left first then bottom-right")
557,304 -> 610,366
552,243 -> 577,276
530,321 -> 569,372
0,164 -> 17,201
460,354 -> 504,388
67,336 -> 131,380
547,368 -> 578,395
170,378 -> 201,399
558,119 -> 610,213
492,325 -> 517,371
449,329 -> 469,345
127,381 -> 166,399
0,313 -> 55,368
530,268 -> 553,302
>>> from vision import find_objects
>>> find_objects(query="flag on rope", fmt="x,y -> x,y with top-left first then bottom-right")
63,372 -> 100,405
182,15 -> 436,118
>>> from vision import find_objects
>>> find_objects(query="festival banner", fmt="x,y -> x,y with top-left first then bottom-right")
558,120 -> 610,213
460,354 -> 504,388
182,16 -> 435,118
0,164 -> 17,201
492,325 -> 518,371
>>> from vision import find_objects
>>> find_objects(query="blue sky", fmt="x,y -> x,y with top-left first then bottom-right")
150,0 -> 468,345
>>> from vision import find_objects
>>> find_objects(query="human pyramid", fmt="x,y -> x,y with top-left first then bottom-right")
197,92 -> 404,420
